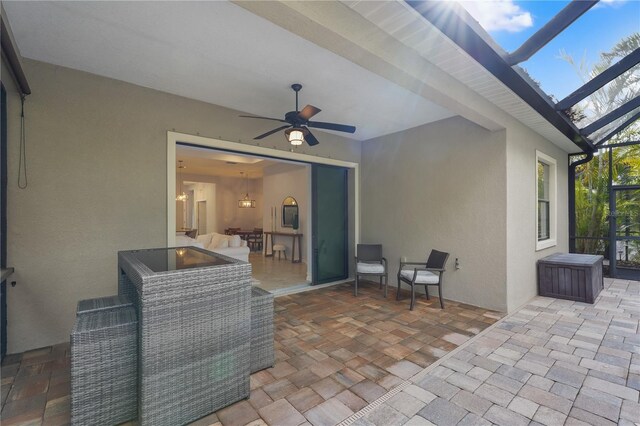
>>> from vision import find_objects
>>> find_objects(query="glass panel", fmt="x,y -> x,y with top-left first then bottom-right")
538,161 -> 549,200
460,1 -> 640,110
614,190 -> 640,236
611,145 -> 640,186
590,106 -> 640,142
574,65 -> 639,130
614,239 -> 640,274
573,151 -> 610,254
312,165 -> 348,284
538,200 -> 550,240
131,247 -> 232,272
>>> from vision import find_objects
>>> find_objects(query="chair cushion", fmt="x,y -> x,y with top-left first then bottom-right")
400,269 -> 440,284
357,262 -> 385,274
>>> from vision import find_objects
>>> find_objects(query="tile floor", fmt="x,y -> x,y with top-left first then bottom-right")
0,280 -> 500,425
349,278 -> 640,426
250,252 -> 309,292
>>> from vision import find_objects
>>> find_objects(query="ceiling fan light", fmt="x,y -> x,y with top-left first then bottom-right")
287,129 -> 304,146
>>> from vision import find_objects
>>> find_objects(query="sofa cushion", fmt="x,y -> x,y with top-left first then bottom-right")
400,269 -> 440,284
229,235 -> 242,248
196,233 -> 213,247
357,262 -> 385,274
208,233 -> 228,250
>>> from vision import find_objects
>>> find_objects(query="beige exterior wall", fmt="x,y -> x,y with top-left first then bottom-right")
5,59 -> 360,353
505,125 -> 569,312
360,117 -> 509,312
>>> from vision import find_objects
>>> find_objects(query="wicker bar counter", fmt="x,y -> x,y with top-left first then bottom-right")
118,247 -> 252,426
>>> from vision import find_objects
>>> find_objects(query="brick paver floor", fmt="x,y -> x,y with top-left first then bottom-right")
348,278 -> 640,426
0,281 -> 501,425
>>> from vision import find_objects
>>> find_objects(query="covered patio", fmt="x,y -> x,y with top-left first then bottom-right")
1,0 -> 639,425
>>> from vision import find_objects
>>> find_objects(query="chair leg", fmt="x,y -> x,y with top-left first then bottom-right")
425,285 -> 430,300
284,250 -> 287,260
396,278 -> 401,301
439,285 -> 444,309
410,285 -> 416,311
354,275 -> 358,297
383,274 -> 388,298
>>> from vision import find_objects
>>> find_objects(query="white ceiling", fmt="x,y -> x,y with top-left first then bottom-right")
177,145 -> 300,178
4,1 -> 457,141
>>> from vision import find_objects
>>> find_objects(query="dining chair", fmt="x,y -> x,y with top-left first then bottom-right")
397,249 -> 449,310
354,244 -> 388,297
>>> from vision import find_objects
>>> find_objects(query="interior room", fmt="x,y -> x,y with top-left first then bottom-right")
174,145 -> 311,292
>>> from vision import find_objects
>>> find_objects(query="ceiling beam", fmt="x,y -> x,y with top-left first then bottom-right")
556,48 -> 640,111
406,1 -> 594,153
506,1 -> 598,66
582,96 -> 640,135
594,110 -> 640,146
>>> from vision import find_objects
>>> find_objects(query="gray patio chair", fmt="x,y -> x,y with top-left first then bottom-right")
354,244 -> 388,297
397,249 -> 449,310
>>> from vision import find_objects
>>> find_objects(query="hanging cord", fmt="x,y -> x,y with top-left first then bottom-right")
18,94 -> 28,189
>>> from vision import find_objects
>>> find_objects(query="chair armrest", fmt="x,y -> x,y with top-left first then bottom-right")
399,261 -> 426,268
426,267 -> 445,272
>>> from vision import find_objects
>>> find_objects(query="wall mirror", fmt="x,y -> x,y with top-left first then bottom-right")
282,196 -> 299,228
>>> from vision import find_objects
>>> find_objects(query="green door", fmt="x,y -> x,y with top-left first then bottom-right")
312,164 -> 348,284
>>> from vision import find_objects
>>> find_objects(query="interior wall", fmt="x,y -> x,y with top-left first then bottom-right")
505,125 -> 569,312
182,182 -> 216,234
262,163 -> 309,263
178,173 -> 262,234
361,116 -> 508,312
6,59 -> 361,353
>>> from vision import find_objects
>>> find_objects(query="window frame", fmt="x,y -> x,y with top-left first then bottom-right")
535,150 -> 557,251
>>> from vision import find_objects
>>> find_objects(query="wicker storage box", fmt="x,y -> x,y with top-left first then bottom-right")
71,307 -> 137,425
76,294 -> 133,315
251,287 -> 274,373
537,253 -> 604,303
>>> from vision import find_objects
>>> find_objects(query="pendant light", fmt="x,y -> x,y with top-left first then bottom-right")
176,160 -> 188,202
238,171 -> 256,208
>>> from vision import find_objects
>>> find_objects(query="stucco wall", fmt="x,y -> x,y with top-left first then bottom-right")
505,125 -> 569,312
5,59 -> 360,353
360,116 -> 508,312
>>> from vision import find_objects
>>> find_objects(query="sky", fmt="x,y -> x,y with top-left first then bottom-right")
459,0 -> 640,100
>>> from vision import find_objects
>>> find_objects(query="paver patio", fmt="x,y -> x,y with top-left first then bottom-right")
0,281 -> 501,425
3,278 -> 638,425
348,278 -> 640,426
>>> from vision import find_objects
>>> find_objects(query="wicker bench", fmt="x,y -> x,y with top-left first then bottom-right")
71,306 -> 138,426
251,287 -> 275,373
76,294 -> 134,315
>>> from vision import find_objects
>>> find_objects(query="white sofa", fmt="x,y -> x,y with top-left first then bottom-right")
175,232 -> 250,262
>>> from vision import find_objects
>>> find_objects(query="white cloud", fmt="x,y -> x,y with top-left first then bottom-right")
458,0 -> 534,33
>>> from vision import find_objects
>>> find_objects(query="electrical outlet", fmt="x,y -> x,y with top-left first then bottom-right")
455,258 -> 460,270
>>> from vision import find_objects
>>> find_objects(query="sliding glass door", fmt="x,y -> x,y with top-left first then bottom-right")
312,164 -> 348,284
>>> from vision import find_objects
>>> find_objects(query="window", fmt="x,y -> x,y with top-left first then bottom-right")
536,151 -> 556,251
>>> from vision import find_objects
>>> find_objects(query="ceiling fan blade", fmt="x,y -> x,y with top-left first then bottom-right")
298,105 -> 321,121
302,127 -> 320,146
307,121 -> 356,133
239,115 -> 288,123
254,125 -> 291,140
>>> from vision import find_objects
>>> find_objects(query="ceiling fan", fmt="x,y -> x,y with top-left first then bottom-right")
239,83 -> 356,146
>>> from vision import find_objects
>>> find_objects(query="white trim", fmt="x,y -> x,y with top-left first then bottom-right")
166,131 -> 360,253
535,150 -> 557,251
